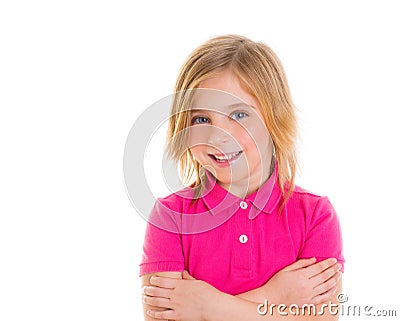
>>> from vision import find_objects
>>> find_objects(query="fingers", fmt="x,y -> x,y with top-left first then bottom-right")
310,262 -> 342,287
149,275 -> 178,289
142,295 -> 172,309
282,257 -> 316,271
146,309 -> 175,320
142,285 -> 172,299
304,258 -> 338,278
311,284 -> 338,305
312,271 -> 342,299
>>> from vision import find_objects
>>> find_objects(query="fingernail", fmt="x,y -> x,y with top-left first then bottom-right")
141,286 -> 146,294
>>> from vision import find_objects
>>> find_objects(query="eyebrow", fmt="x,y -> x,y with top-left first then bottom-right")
226,102 -> 256,110
190,102 -> 256,111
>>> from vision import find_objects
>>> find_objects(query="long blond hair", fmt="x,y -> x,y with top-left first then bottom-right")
166,34 -> 298,211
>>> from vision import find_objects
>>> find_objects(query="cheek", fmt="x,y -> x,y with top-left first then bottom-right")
189,146 -> 207,159
236,134 -> 255,150
235,127 -> 262,150
188,125 -> 211,141
237,125 -> 270,154
242,123 -> 270,150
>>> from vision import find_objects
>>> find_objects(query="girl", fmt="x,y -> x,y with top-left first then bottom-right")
140,35 -> 344,320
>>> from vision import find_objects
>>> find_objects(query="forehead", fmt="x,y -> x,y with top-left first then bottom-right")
194,70 -> 260,108
190,88 -> 255,114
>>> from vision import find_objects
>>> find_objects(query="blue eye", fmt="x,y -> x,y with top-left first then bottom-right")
231,111 -> 248,120
191,116 -> 210,125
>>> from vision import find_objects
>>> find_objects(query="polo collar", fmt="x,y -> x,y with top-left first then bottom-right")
200,160 -> 282,219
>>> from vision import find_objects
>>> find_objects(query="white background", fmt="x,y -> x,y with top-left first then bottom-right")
1,1 -> 399,320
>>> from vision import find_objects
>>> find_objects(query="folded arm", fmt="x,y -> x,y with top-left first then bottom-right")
205,279 -> 342,321
237,258 -> 342,306
141,258 -> 342,321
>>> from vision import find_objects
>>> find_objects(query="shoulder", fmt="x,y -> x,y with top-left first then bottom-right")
292,184 -> 325,199
287,185 -> 338,223
153,186 -> 198,212
291,185 -> 345,268
289,184 -> 331,208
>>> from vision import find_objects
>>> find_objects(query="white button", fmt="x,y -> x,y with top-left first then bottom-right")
239,234 -> 248,244
239,201 -> 248,209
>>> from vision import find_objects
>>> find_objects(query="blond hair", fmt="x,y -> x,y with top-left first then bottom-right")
166,34 -> 298,211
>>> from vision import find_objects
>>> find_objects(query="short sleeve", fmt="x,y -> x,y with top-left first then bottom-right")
139,200 -> 185,276
298,196 -> 345,272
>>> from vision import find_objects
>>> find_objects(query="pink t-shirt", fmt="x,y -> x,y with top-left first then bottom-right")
139,164 -> 344,295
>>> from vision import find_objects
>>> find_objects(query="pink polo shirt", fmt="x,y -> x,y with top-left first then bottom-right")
139,163 -> 344,295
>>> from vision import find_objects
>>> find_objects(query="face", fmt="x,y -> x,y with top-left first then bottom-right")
187,70 -> 274,196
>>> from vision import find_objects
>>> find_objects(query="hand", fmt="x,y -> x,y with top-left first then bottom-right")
142,271 -> 217,321
264,257 -> 342,306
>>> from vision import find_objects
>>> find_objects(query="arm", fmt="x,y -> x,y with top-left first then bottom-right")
145,273 -> 342,321
139,199 -> 186,320
237,258 -> 342,306
142,257 -> 341,317
206,278 -> 343,321
141,271 -> 182,321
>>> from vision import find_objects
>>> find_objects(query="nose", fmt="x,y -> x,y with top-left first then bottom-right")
207,123 -> 230,146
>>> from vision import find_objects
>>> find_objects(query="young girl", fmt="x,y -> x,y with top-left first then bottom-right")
140,35 -> 344,320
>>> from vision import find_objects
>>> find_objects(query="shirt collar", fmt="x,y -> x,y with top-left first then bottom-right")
200,160 -> 282,219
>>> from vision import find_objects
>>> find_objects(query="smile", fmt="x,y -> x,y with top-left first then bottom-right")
209,151 -> 243,163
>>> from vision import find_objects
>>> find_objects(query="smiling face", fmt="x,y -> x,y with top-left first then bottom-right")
187,70 -> 274,197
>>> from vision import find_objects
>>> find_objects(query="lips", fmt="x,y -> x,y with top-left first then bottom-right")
209,151 -> 243,163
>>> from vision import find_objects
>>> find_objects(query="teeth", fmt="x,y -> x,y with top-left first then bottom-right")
213,151 -> 241,161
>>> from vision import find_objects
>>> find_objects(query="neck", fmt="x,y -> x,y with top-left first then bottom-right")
218,157 -> 275,198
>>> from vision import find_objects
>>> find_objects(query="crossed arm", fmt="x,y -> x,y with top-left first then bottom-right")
141,258 -> 343,321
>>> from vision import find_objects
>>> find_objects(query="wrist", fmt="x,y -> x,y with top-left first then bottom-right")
262,281 -> 281,304
202,286 -> 226,321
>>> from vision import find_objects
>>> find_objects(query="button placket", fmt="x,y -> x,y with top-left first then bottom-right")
239,201 -> 249,245
231,199 -> 252,275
